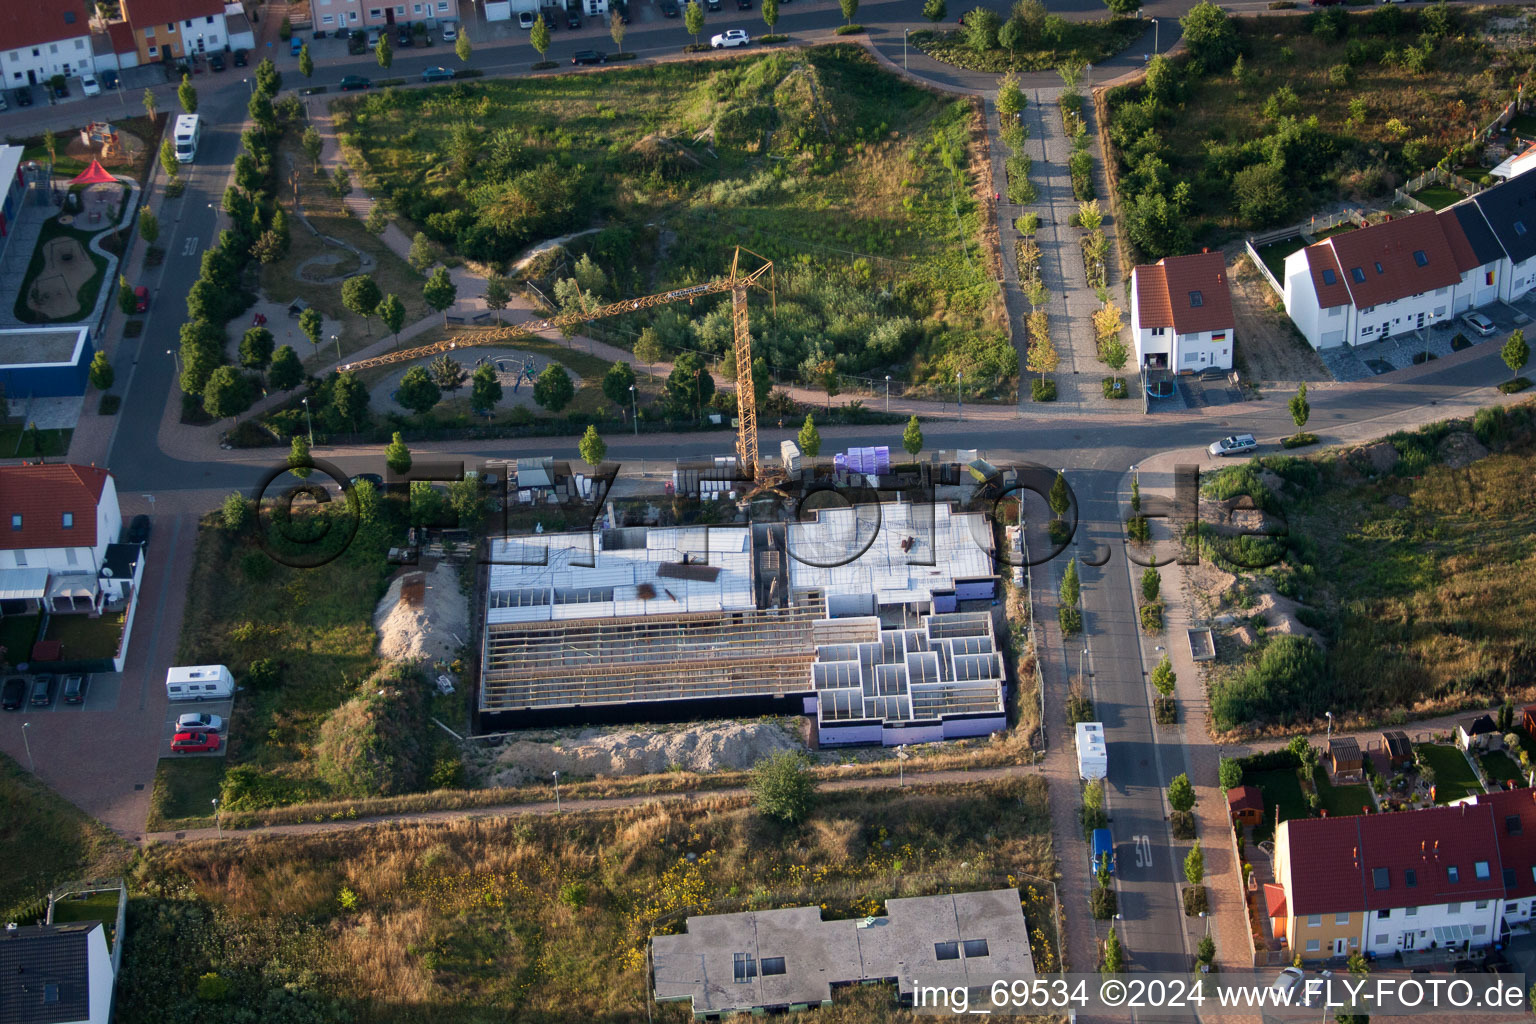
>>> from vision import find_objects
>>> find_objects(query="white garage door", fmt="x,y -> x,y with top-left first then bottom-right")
1320,330 -> 1345,348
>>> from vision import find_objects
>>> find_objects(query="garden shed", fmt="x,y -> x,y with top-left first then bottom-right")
1327,737 -> 1364,783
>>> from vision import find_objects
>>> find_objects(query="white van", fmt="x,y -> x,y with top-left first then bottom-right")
166,664 -> 234,701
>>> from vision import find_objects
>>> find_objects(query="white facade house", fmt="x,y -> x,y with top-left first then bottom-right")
0,465 -> 121,614
0,920 -> 115,1024
308,0 -> 462,33
1,2 -> 95,87
1129,250 -> 1234,373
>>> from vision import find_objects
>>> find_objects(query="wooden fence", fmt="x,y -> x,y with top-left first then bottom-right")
1394,166 -> 1486,212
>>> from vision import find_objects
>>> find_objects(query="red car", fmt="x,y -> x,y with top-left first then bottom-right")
171,730 -> 220,753
133,286 -> 149,312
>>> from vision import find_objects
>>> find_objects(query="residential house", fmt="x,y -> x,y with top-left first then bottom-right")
1474,788 -> 1536,933
0,2 -> 95,88
1328,737 -> 1365,784
1489,142 -> 1536,182
0,464 -> 121,615
1456,715 -> 1500,752
1381,729 -> 1412,769
120,0 -> 231,63
0,921 -> 115,1024
1228,784 -> 1264,827
307,0 -> 461,35
1464,170 -> 1536,303
1129,250 -> 1235,374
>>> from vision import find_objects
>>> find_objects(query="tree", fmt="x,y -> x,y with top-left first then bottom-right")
159,139 -> 180,181
1180,0 -> 1238,71
610,9 -> 628,52
301,126 -> 324,173
1151,655 -> 1176,697
1502,328 -> 1530,383
1184,840 -> 1205,886
997,73 -> 1024,120
370,294 -> 403,352
579,425 -> 608,468
396,366 -> 441,415
750,751 -> 815,825
89,350 -> 114,392
817,359 -> 841,411
798,414 -> 822,458
483,274 -> 511,325
602,360 -> 637,409
240,326 -> 275,369
456,27 -> 473,62
1233,162 -> 1289,227
116,274 -> 137,316
1103,0 -> 1138,16
1197,933 -> 1215,965
1131,476 -> 1141,514
998,17 -> 1024,56
1060,556 -> 1079,608
1102,336 -> 1128,386
1027,316 -> 1058,382
1049,471 -> 1070,518
299,41 -> 314,78
375,32 -> 393,70
364,202 -> 390,236
533,364 -> 574,412
1141,566 -> 1160,602
665,352 -> 714,419
1101,925 -> 1123,974
409,232 -> 438,273
1289,381 -> 1310,437
470,362 -> 503,417
429,354 -> 467,394
903,415 -> 924,459
1219,757 -> 1243,792
965,7 -> 1000,51
762,0 -> 779,32
332,166 -> 352,198
385,431 -> 412,475
142,87 -> 157,121
634,329 -> 665,380
178,73 -> 197,114
923,0 -> 946,20
139,209 -> 160,246
423,267 -> 457,323
839,0 -> 858,25
256,57 -> 281,95
203,366 -> 256,424
342,275 -> 383,335
288,434 -> 312,478
531,14 -> 551,60
332,372 -> 369,434
269,346 -> 303,391
684,1 -> 704,44
1168,773 -> 1196,813
250,230 -> 287,265
222,492 -> 254,532
299,307 -> 324,351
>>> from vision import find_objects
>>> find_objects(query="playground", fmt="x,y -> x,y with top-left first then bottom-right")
25,234 -> 99,321
65,122 -> 147,170
367,347 -> 580,418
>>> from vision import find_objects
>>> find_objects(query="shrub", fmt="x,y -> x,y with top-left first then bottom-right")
1091,885 -> 1117,919
1281,432 -> 1318,449
1183,884 -> 1208,915
1048,518 -> 1071,545
1031,378 -> 1057,402
1082,778 -> 1108,836
1059,605 -> 1083,634
1141,567 -> 1161,602
1126,515 -> 1150,542
1139,602 -> 1163,632
834,23 -> 864,34
1155,695 -> 1178,724
1209,635 -> 1328,731
751,751 -> 815,824
1067,683 -> 1095,725
558,880 -> 590,910
97,393 -> 121,415
240,550 -> 272,581
1170,808 -> 1196,839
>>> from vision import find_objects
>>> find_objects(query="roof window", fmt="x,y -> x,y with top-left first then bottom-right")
1322,268 -> 1337,285
1509,815 -> 1523,835
732,953 -> 756,982
1374,261 -> 1385,275
62,512 -> 73,529
1373,867 -> 1390,890
1448,865 -> 1460,883
10,514 -> 19,530
1413,250 -> 1429,266
1189,291 -> 1204,308
761,957 -> 787,976
1517,222 -> 1528,237
1505,868 -> 1517,888
1476,861 -> 1491,880
962,939 -> 991,958
1351,267 -> 1367,283
1405,869 -> 1417,888
935,942 -> 961,961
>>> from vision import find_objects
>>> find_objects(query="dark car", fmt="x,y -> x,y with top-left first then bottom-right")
566,6 -> 582,28
706,0 -> 721,9
397,26 -> 414,46
15,87 -> 33,107
350,473 -> 384,490
62,675 -> 87,705
126,514 -> 151,546
572,49 -> 605,64
233,48 -> 248,66
29,676 -> 55,708
1,677 -> 23,711
613,0 -> 631,21
736,0 -> 752,9
208,51 -> 225,71
100,69 -> 119,89
339,75 -> 372,90
421,66 -> 455,81
659,0 -> 680,16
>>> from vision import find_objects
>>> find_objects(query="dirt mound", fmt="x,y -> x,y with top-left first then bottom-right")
1436,431 -> 1489,469
473,719 -> 804,784
1346,441 -> 1399,476
1251,588 -> 1323,645
373,561 -> 470,667
628,133 -> 703,171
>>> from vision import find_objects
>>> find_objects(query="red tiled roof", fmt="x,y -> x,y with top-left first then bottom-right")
1476,789 -> 1536,900
0,1 -> 92,48
1228,785 -> 1263,813
1133,251 -> 1233,335
1281,816 -> 1366,916
1324,212 -> 1462,309
1264,882 -> 1288,920
0,464 -> 110,551
121,0 -> 225,28
107,19 -> 137,54
1302,244 -> 1352,310
1436,208 -> 1485,274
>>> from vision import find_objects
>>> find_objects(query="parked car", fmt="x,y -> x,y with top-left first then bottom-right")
14,87 -> 33,108
659,0 -> 680,16
397,26 -> 414,46
233,49 -> 248,66
339,75 -> 372,90
81,73 -> 100,96
566,6 -> 582,28
29,676 -> 55,707
441,22 -> 458,40
366,28 -> 381,46
706,0 -> 721,9
209,51 -> 225,71
62,675 -> 87,704
613,0 -> 632,22
519,9 -> 537,27
711,28 -> 750,47
736,0 -> 752,9
176,712 -> 225,733
171,730 -> 221,753
290,35 -> 304,55
1271,967 -> 1305,1000
350,473 -> 384,490
1208,433 -> 1258,457
133,286 -> 149,312
126,514 -> 151,546
421,66 -> 455,81
1461,311 -> 1497,337
1,677 -> 24,711
100,69 -> 118,90
571,49 -> 606,64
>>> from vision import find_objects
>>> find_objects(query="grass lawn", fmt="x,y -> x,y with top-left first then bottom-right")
146,757 -> 225,831
0,614 -> 41,664
1411,184 -> 1464,210
0,425 -> 73,459
909,19 -> 1147,73
1481,749 -> 1524,787
43,611 -> 126,661
1249,768 -> 1309,834
47,890 -> 122,951
118,776 -> 1056,1024
1417,743 -> 1482,803
1314,771 -> 1374,818
11,216 -> 111,324
1508,113 -> 1536,137
335,46 -> 1011,394
1255,237 -> 1300,283
0,754 -> 133,920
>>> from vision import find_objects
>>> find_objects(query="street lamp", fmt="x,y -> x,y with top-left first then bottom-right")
300,396 -> 314,446
904,28 -> 911,71
885,375 -> 891,414
167,348 -> 180,375
897,745 -> 908,787
212,797 -> 221,837
1153,18 -> 1159,55
1326,710 -> 1334,742
1420,311 -> 1438,364
956,371 -> 963,422
1080,647 -> 1088,682
20,722 -> 34,773
243,77 -> 252,95
331,333 -> 340,362
629,384 -> 638,436
553,770 -> 561,813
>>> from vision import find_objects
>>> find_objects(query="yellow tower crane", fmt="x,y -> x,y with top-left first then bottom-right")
339,247 -> 774,477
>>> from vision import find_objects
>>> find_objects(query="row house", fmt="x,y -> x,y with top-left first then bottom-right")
309,0 -> 461,34
0,464 -> 121,615
1128,250 -> 1236,374
0,2 -> 95,87
1274,788 -> 1536,962
1282,170 -> 1536,350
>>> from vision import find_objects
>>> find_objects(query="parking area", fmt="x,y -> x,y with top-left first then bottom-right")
1318,296 -> 1535,383
162,697 -> 234,758
1,671 -> 124,713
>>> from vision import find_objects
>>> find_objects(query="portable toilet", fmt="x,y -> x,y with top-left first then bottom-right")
166,664 -> 235,701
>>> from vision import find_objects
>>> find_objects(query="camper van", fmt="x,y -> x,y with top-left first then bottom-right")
166,664 -> 233,701
173,114 -> 201,164
1075,721 -> 1107,781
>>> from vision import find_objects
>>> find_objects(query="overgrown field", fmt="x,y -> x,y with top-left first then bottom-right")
1103,4 -> 1533,261
1196,400 -> 1536,736
117,777 -> 1054,1023
335,46 -> 1012,393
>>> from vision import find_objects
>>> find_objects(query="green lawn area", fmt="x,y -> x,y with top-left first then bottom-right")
0,614 -> 41,665
1314,770 -> 1374,818
1411,184 -> 1465,210
336,46 -> 1011,394
1417,743 -> 1482,803
1508,113 -> 1536,137
0,424 -> 73,459
1248,769 -> 1309,835
909,18 -> 1146,73
147,758 -> 225,831
1255,237 -> 1300,284
43,611 -> 126,661
1481,749 -> 1524,787
11,216 -> 111,324
47,890 -> 122,951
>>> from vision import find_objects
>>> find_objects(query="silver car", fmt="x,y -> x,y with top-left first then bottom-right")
1461,311 -> 1496,337
176,711 -> 224,732
1207,433 -> 1258,457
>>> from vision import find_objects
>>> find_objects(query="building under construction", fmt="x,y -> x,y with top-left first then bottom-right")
477,501 -> 1007,745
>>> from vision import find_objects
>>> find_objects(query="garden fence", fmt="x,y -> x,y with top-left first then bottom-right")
1394,166 -> 1486,213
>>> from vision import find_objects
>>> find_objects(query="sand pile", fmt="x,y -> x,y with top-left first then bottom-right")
373,561 -> 470,667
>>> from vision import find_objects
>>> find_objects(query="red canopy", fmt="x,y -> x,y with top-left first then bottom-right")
69,159 -> 120,186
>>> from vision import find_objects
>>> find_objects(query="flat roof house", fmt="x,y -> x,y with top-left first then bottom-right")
652,889 -> 1034,1018
1129,250 -> 1234,374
